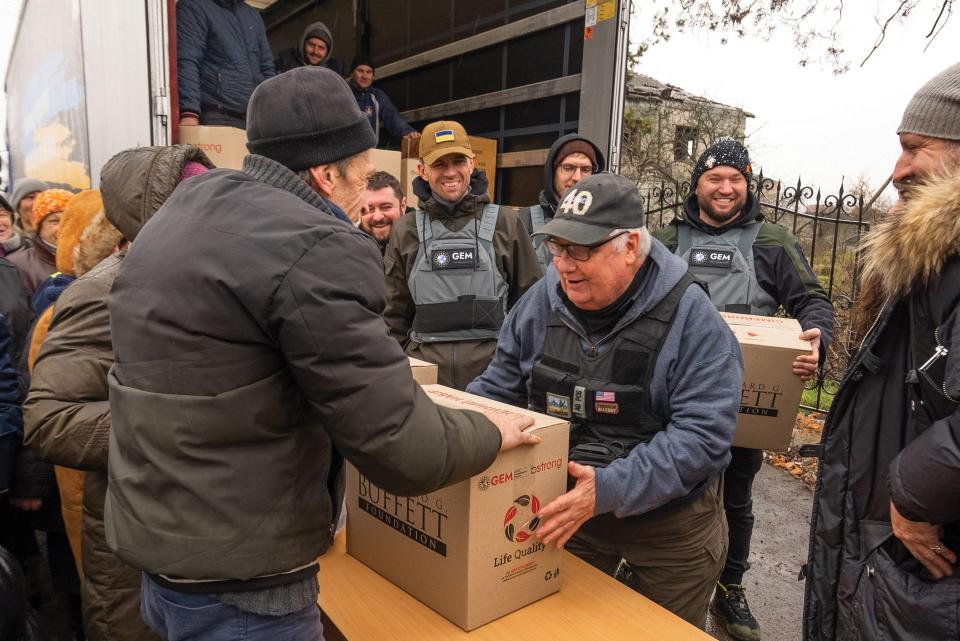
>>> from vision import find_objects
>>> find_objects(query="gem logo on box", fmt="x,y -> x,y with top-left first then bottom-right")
503,495 -> 541,543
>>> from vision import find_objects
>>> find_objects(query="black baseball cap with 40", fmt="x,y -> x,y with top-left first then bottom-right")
533,172 -> 645,245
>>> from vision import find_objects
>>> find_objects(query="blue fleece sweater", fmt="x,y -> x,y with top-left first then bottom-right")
467,238 -> 743,518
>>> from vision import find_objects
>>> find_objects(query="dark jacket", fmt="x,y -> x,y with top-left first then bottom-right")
383,171 -> 543,390
0,259 -> 30,497
0,318 -> 21,494
654,193 -> 836,354
23,145 -> 208,641
518,134 -> 607,234
176,0 -> 275,118
104,154 -> 501,586
273,21 -> 343,75
7,240 -> 56,298
803,171 -> 960,641
351,82 -> 414,140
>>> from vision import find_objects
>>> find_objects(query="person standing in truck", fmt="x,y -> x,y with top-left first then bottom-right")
274,21 -> 343,75
176,0 -> 275,128
349,56 -> 419,144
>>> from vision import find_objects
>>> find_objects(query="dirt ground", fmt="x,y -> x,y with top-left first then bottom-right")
707,414 -> 822,641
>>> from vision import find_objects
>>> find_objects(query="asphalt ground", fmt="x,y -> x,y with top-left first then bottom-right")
707,461 -> 813,641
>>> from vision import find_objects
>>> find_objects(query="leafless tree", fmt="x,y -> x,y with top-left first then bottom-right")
631,0 -> 956,73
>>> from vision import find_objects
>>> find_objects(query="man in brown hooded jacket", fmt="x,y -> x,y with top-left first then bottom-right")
23,145 -> 214,641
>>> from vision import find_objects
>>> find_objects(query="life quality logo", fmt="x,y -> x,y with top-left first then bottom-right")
503,495 -> 541,543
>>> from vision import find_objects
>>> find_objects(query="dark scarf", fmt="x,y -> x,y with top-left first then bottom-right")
559,259 -> 653,340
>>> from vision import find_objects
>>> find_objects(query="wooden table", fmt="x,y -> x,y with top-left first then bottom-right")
316,531 -> 713,640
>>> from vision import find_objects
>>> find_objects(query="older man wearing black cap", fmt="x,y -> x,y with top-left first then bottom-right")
468,172 -> 743,629
803,62 -> 960,641
104,66 -> 537,641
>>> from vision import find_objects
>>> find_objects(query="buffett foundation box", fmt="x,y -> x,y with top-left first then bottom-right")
721,312 -> 813,451
408,357 -> 438,385
345,385 -> 570,630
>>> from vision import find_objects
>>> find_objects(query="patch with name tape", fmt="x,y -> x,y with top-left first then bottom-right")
431,248 -> 476,270
689,247 -> 734,269
546,393 -> 572,419
595,401 -> 620,415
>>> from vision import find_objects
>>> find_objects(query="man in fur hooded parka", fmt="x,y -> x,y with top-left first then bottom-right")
803,62 -> 960,641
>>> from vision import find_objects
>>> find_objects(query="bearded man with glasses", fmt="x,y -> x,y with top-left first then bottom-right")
468,172 -> 743,629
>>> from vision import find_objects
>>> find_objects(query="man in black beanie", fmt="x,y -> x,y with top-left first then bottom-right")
105,66 -> 536,641
349,55 -> 419,143
653,137 -> 834,641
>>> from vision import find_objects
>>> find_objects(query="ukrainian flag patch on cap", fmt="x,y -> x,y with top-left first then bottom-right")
434,129 -> 455,143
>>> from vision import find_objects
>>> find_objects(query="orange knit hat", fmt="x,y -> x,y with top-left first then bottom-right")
32,188 -> 74,229
56,190 -> 123,276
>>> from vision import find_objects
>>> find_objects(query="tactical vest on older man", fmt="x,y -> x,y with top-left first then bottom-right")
675,220 -> 778,316
409,205 -> 508,343
529,272 -> 711,514
530,273 -> 695,464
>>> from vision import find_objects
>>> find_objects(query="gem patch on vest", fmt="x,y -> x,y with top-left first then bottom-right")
689,247 -> 734,269
431,248 -> 476,269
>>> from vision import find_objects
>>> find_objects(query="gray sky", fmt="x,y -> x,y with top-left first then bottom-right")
631,1 -> 960,196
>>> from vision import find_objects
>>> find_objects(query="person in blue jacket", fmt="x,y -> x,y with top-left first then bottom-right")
348,55 -> 419,144
467,172 -> 743,629
176,0 -> 275,128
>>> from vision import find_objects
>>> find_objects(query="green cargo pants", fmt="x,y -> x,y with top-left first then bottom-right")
565,477 -> 727,629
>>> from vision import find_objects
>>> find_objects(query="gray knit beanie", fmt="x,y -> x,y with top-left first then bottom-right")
10,177 -> 50,211
898,62 -> 960,141
246,66 -> 377,171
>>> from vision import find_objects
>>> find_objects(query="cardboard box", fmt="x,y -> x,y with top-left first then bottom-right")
346,385 -> 570,630
178,126 -> 401,178
400,157 -> 421,209
401,136 -> 497,207
371,149 -> 401,183
178,125 -> 249,170
721,313 -> 813,451
408,357 -> 438,385
469,136 -> 498,204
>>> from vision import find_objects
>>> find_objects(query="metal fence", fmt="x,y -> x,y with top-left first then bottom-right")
638,171 -> 876,414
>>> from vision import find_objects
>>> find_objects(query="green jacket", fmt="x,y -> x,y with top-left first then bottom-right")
105,155 -> 501,587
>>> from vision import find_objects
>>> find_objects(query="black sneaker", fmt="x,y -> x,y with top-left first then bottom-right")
711,583 -> 761,641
